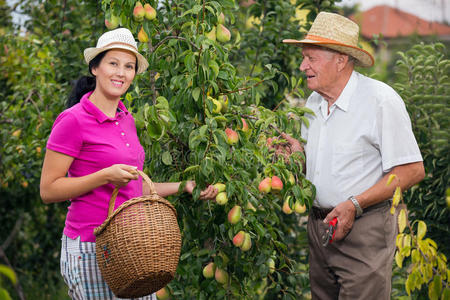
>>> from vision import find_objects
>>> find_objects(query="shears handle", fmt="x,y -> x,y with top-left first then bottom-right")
329,217 -> 338,243
322,217 -> 338,246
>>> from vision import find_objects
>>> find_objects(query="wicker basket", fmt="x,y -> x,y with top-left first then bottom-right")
93,171 -> 181,298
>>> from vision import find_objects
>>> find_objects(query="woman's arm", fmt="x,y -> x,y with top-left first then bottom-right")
40,149 -> 139,204
143,180 -> 217,199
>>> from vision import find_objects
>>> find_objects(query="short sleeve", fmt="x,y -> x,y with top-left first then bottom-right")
46,111 -> 83,158
375,91 -> 422,172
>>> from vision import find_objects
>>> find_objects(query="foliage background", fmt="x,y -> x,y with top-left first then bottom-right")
0,0 -> 448,299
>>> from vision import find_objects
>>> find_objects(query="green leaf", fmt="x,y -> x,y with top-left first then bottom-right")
428,275 -> 442,300
0,288 -> 12,300
192,87 -> 201,101
417,220 -> 427,240
395,251 -> 404,268
0,265 -> 16,285
162,151 -> 173,165
398,209 -> 407,233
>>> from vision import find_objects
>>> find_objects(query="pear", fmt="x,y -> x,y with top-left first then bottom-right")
218,12 -> 225,24
216,24 -> 231,43
218,95 -> 228,112
105,14 -> 120,29
144,3 -> 156,20
138,26 -> 149,43
240,232 -> 252,251
206,26 -> 216,41
133,2 -> 145,22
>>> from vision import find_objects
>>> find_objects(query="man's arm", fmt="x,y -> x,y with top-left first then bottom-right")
324,161 -> 425,241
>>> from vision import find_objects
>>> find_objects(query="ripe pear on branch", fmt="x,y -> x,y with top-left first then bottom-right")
240,232 -> 252,251
205,26 -> 216,41
215,268 -> 229,285
227,205 -> 242,224
225,128 -> 239,145
133,2 -> 145,22
216,192 -> 228,205
271,175 -> 283,191
138,26 -> 149,42
216,24 -> 231,43
218,12 -> 225,24
258,177 -> 272,193
203,262 -> 216,278
232,231 -> 246,247
144,3 -> 156,20
105,14 -> 120,29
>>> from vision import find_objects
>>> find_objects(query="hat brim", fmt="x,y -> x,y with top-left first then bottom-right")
283,38 -> 374,68
84,44 -> 149,74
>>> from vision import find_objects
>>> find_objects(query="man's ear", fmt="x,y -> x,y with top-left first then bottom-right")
337,54 -> 350,72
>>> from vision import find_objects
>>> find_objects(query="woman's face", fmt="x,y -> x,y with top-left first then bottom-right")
91,49 -> 137,100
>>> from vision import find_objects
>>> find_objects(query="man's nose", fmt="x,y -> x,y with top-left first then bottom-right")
299,60 -> 308,72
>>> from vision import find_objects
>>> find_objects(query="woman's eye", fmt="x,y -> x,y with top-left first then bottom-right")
126,65 -> 134,69
110,62 -> 117,66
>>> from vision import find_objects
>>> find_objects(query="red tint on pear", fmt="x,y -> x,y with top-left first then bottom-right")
258,177 -> 272,193
271,176 -> 283,191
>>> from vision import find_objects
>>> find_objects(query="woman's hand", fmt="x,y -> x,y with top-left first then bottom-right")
185,181 -> 218,200
104,164 -> 139,187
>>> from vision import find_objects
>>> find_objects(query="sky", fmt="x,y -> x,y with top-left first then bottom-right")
337,0 -> 450,23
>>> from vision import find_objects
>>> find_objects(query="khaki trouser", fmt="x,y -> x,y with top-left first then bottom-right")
307,202 -> 397,300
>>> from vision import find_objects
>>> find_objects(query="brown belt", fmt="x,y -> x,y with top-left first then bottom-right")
311,200 -> 391,220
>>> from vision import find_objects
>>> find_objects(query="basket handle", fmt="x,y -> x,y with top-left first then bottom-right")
108,170 -> 157,217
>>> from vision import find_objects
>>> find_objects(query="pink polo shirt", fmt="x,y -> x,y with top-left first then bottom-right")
46,91 -> 145,242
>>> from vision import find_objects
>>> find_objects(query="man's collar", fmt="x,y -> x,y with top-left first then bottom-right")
332,71 -> 358,112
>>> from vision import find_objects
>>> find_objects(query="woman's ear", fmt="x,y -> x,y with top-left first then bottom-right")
91,67 -> 97,77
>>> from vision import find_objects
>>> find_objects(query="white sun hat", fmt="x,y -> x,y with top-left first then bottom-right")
283,12 -> 374,67
84,28 -> 149,74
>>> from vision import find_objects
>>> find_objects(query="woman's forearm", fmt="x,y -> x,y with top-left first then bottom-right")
149,182 -> 183,198
40,169 -> 110,204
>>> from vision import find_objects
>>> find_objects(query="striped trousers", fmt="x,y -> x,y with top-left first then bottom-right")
60,234 -> 155,300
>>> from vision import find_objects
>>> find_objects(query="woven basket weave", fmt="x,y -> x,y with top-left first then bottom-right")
93,171 -> 181,298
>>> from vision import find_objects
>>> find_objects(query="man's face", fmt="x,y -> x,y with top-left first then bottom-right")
299,46 -> 340,94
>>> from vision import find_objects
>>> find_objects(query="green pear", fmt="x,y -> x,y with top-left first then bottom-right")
213,183 -> 226,193
218,12 -> 225,24
216,192 -> 228,205
138,26 -> 149,43
144,3 -> 156,20
206,26 -> 216,41
216,24 -> 231,43
202,262 -> 216,278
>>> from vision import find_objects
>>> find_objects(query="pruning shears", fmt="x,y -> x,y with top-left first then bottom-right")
322,217 -> 338,246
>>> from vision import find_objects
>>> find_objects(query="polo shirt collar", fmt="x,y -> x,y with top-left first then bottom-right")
81,91 -> 129,123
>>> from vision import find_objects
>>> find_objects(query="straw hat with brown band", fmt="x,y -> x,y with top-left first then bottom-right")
84,28 -> 149,74
283,12 -> 374,68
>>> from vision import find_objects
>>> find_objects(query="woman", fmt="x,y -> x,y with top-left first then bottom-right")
40,28 -> 217,300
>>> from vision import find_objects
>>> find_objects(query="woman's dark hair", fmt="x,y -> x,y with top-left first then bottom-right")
67,51 -> 108,108
66,50 -> 139,108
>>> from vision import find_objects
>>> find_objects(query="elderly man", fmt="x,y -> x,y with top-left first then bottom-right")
282,12 -> 424,299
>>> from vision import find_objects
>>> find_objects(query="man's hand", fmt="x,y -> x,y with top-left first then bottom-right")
270,133 -> 304,160
323,199 -> 357,241
280,133 -> 304,153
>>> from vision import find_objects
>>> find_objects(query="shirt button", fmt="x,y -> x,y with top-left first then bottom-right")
126,143 -> 130,147
115,122 -> 119,125
121,132 -> 125,136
